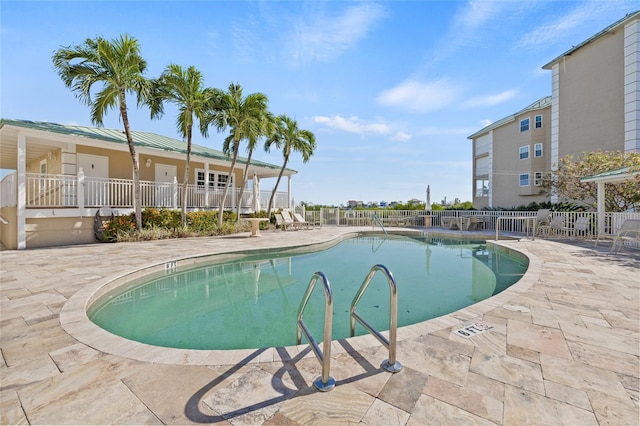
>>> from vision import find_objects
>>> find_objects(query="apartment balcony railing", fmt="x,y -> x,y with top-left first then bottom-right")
16,173 -> 289,211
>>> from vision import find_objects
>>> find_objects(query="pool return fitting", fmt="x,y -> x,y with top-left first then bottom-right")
296,264 -> 402,392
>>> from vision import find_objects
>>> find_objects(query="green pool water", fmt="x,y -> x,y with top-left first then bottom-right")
89,234 -> 527,350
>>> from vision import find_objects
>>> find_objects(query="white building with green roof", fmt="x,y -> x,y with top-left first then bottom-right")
0,119 -> 296,249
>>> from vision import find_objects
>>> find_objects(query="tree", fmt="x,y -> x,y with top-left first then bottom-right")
152,64 -> 215,226
264,115 -> 316,217
204,83 -> 269,226
52,34 -> 157,229
235,111 -> 274,222
541,151 -> 640,212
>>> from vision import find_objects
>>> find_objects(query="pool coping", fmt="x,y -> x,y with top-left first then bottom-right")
59,230 -> 541,366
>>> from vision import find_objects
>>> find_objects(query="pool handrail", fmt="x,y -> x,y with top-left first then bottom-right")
371,213 -> 388,237
350,264 -> 402,373
296,271 -> 335,392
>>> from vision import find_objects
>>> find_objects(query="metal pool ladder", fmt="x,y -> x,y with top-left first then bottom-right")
296,271 -> 335,392
351,264 -> 402,373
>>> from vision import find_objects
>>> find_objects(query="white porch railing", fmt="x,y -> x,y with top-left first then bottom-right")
20,173 -> 289,211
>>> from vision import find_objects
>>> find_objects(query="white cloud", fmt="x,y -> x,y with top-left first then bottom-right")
514,1 -> 625,50
392,131 -> 412,142
428,0 -> 505,65
462,89 -> 517,108
313,115 -> 391,135
377,79 -> 463,113
288,3 -> 385,66
479,119 -> 493,128
418,126 -> 478,136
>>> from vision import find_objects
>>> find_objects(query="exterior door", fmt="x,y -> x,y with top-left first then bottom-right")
77,154 -> 108,206
154,164 -> 177,207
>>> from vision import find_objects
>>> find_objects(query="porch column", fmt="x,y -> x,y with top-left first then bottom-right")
204,164 -> 210,208
287,176 -> 292,210
597,181 -> 605,237
17,133 -> 26,249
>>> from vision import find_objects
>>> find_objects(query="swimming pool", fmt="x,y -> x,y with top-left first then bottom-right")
88,233 -> 527,350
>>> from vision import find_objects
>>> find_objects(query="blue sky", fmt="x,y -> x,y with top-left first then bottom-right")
2,1 -> 638,206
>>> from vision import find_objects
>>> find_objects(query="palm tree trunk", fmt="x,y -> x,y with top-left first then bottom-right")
120,99 -> 142,229
182,126 -> 193,226
267,154 -> 289,218
218,141 -> 240,226
236,149 -> 254,222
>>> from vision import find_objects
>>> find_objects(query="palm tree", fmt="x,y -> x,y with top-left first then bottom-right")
52,34 -> 157,229
204,83 -> 269,226
152,64 -> 215,226
265,115 -> 316,217
235,111 -> 274,222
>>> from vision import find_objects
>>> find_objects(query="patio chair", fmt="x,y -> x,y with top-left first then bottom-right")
538,216 -> 566,237
293,212 -> 312,229
570,216 -> 591,239
531,209 -> 550,236
610,219 -> 640,252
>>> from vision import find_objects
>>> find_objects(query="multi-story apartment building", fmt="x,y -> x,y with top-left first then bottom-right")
469,10 -> 639,209
468,97 -> 551,209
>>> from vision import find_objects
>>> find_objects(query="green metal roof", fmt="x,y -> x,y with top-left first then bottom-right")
580,167 -> 639,183
0,118 -> 294,172
467,96 -> 552,140
542,10 -> 640,70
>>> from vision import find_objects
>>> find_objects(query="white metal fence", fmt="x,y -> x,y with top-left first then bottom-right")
13,173 -> 289,211
302,208 -> 639,242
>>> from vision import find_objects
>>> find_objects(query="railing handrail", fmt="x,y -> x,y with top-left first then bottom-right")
371,213 -> 388,236
350,264 -> 402,373
296,271 -> 335,392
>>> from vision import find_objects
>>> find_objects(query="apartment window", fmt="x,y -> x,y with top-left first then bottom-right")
519,145 -> 529,160
534,143 -> 543,157
535,115 -> 543,128
534,172 -> 543,186
520,118 -> 530,132
475,179 -> 489,197
519,173 -> 530,187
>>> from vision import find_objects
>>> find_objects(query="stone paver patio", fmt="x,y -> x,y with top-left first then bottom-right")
0,226 -> 638,425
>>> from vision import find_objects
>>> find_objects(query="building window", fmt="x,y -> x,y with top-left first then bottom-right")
519,145 -> 529,160
534,172 -> 543,186
535,115 -> 543,128
534,143 -> 543,157
217,174 -> 231,188
519,173 -> 530,187
520,118 -> 530,132
475,179 -> 489,197
195,170 -> 216,187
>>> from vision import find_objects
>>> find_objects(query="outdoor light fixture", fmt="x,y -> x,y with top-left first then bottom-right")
146,158 -> 152,168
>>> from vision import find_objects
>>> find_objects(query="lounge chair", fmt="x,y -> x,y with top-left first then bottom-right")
274,213 -> 290,231
610,219 -> 640,252
281,210 -> 300,230
441,216 -> 461,230
293,212 -> 312,229
460,216 -> 481,231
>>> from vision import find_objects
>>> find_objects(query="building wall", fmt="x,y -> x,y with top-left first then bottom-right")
557,28 -> 626,157
22,216 -> 95,249
0,206 -> 18,250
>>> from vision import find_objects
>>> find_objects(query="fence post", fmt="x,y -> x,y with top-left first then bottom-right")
77,167 -> 85,209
